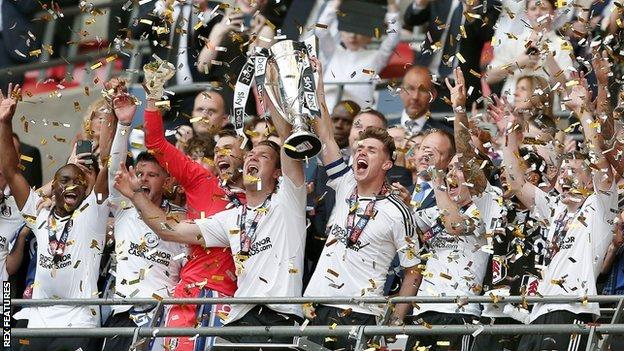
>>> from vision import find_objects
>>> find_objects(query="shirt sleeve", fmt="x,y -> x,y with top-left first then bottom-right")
591,179 -> 618,225
489,39 -> 514,70
325,158 -> 354,200
108,122 -> 132,203
472,183 -> 506,235
413,207 -> 439,233
195,214 -> 230,248
390,199 -> 420,268
275,174 -> 307,216
143,109 -> 213,191
372,11 -> 401,71
19,190 -> 41,230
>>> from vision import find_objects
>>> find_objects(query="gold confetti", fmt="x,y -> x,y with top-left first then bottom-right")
19,155 -> 33,163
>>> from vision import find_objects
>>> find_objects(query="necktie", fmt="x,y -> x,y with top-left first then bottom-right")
412,182 -> 431,208
439,2 -> 463,78
404,119 -> 420,134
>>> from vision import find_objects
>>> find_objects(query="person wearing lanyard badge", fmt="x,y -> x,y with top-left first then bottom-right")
0,84 -> 111,351
113,73 -> 308,347
302,57 -> 421,350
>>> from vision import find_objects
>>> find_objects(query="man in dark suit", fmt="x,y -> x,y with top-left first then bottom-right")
395,65 -> 453,133
403,0 -> 500,110
0,0 -> 41,88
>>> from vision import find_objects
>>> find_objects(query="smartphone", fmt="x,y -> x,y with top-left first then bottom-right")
76,140 -> 94,165
242,14 -> 253,28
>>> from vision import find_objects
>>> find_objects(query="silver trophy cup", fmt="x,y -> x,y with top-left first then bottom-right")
264,40 -> 322,159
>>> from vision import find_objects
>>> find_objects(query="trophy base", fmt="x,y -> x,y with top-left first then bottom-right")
284,132 -> 322,159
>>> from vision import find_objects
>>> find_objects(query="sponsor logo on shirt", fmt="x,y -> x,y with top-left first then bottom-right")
522,274 -> 540,295
39,253 -> 72,269
127,242 -> 172,267
329,225 -> 365,252
246,237 -> 273,256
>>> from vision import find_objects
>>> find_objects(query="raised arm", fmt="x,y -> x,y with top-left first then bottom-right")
142,61 -> 211,189
496,98 -> 538,208
0,84 -> 30,209
310,57 -> 342,166
567,78 -> 613,192
108,79 -> 138,200
197,8 -> 244,73
114,161 -> 204,245
447,68 -> 487,195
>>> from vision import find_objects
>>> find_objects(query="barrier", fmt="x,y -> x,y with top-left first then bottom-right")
8,295 -> 624,351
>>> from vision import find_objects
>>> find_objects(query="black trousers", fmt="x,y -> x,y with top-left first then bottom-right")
101,311 -> 136,351
518,310 -> 592,351
405,311 -> 477,351
221,305 -> 303,351
471,316 -> 521,351
308,305 -> 377,351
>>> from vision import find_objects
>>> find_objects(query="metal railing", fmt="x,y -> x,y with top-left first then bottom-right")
8,295 -> 624,351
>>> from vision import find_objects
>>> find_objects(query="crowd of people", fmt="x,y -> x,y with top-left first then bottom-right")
2,0 -> 624,350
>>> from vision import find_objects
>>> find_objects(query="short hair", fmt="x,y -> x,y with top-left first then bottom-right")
217,129 -> 251,151
357,108 -> 388,128
257,139 -> 281,169
423,128 -> 456,156
333,100 -> 361,117
526,0 -> 556,9
135,151 -> 167,175
357,127 -> 396,162
183,136 -> 215,159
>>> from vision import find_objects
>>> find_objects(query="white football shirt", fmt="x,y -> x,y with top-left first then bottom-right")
529,180 -> 617,322
196,175 -> 307,323
413,197 -> 495,317
0,188 -> 25,291
109,197 -> 187,315
304,159 -> 420,316
18,190 -> 109,328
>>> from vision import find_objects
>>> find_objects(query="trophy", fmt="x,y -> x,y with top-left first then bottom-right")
263,40 -> 322,159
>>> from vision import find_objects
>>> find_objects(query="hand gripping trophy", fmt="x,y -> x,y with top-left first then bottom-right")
234,39 -> 322,159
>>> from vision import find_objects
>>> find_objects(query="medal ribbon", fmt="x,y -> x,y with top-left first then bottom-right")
47,210 -> 73,263
238,195 -> 272,256
345,184 -> 389,247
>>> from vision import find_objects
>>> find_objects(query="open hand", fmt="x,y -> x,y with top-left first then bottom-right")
445,67 -> 466,109
0,83 -> 21,124
114,161 -> 142,198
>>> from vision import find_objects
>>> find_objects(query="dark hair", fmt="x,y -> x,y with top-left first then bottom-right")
333,100 -> 361,117
423,128 -> 456,156
217,128 -> 251,151
183,136 -> 216,159
257,140 -> 281,169
357,108 -> 388,128
136,151 -> 162,165
357,127 -> 396,162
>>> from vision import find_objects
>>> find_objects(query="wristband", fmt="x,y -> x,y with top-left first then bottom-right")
454,105 -> 466,114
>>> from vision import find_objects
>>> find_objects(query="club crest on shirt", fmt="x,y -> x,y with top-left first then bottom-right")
1,205 -> 11,217
144,232 -> 160,249
491,255 -> 507,285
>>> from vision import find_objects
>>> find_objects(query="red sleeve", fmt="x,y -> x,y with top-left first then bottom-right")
143,109 -> 213,189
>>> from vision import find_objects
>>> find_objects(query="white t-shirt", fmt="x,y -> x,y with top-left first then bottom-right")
17,190 -> 109,328
304,160 -> 420,316
489,30 -> 574,99
413,191 -> 500,317
109,197 -> 187,315
529,181 -> 617,322
196,175 -> 307,324
0,190 -> 25,287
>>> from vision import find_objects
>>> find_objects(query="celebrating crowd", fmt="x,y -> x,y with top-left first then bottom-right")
2,0 -> 624,350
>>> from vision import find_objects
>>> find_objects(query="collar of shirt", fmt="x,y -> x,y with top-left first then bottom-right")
401,110 -> 428,134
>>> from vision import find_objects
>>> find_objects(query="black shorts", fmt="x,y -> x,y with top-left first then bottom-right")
471,316 -> 521,351
518,310 -> 592,351
405,311 -> 477,351
308,305 -> 377,351
220,305 -> 303,350
101,311 -> 136,351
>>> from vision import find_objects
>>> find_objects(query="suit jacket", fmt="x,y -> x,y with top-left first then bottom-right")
1,0 -> 40,63
19,142 -> 42,189
404,0 -> 500,103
